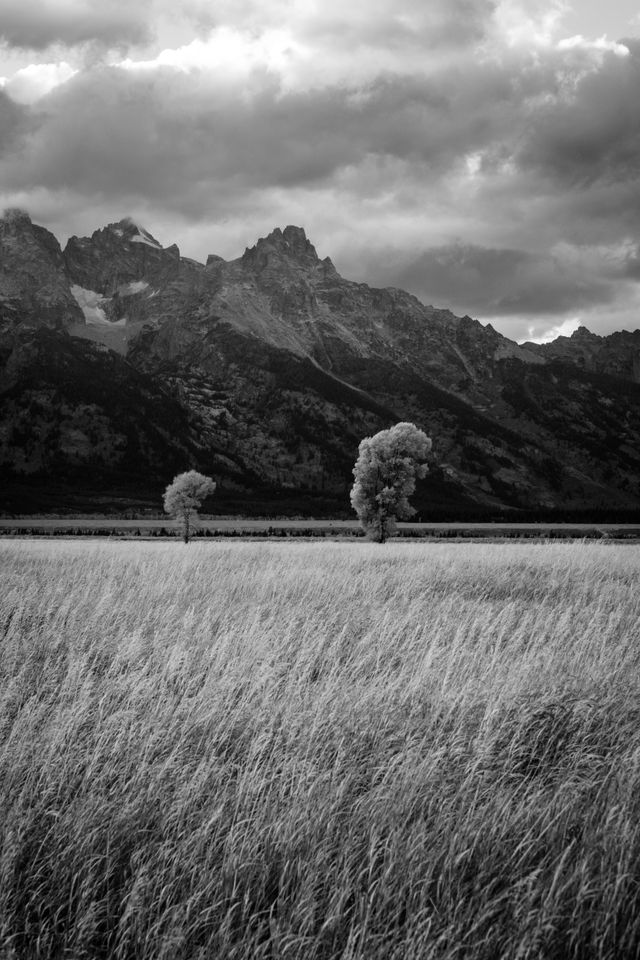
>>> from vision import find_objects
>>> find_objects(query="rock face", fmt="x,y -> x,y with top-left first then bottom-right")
2,212 -> 640,515
0,209 -> 83,331
64,219 -> 182,295
523,326 -> 640,383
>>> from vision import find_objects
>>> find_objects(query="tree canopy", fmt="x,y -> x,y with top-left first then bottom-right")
163,470 -> 216,543
350,422 -> 432,542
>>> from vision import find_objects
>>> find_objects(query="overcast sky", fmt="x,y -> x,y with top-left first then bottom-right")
1,1 -> 640,342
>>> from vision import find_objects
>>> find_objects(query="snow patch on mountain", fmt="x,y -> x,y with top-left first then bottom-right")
494,342 -> 545,365
119,280 -> 149,295
130,228 -> 162,249
70,285 -> 109,324
70,285 -> 125,326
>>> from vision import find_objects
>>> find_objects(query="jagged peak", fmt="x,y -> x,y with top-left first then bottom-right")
282,224 -> 310,246
1,206 -> 32,226
64,217 -> 165,252
570,325 -> 600,341
265,224 -> 309,244
243,225 -> 319,263
107,217 -> 139,235
0,208 -> 64,260
240,224 -> 340,278
103,218 -> 163,247
1,208 -> 38,240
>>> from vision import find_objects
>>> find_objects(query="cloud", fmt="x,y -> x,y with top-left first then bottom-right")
0,62 -> 77,104
380,242 -> 615,317
517,38 -> 640,186
0,60 -> 527,209
200,0 -> 498,53
0,25 -> 582,220
524,316 -> 581,344
115,28 -> 305,90
113,3 -> 500,96
0,0 -> 498,66
492,0 -> 567,48
0,90 -> 26,153
0,1 -> 156,50
621,248 -> 640,279
557,34 -> 630,57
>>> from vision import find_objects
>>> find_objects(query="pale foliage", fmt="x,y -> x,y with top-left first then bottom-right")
163,469 -> 216,542
350,421 -> 432,541
2,540 -> 640,959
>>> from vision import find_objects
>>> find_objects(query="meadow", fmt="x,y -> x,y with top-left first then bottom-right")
1,539 -> 640,959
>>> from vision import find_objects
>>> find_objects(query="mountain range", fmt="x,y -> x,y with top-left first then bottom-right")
2,207 -> 640,517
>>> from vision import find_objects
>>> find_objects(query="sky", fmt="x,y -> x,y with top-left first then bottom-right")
1,1 -> 640,343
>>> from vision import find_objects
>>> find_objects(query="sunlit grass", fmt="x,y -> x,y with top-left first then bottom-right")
1,540 -> 640,959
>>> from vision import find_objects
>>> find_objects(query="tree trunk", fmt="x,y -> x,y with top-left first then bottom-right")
183,511 -> 190,544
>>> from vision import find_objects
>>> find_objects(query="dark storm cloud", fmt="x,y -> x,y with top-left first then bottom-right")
0,90 -> 26,154
3,2 -> 624,224
382,243 -> 614,316
0,70 -> 434,205
0,1 -> 153,50
0,67 -> 369,205
517,40 -> 640,186
0,56 -> 552,215
206,0 -> 497,50
296,0 -> 497,50
619,246 -> 640,280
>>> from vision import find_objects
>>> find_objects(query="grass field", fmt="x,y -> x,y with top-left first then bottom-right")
1,540 -> 640,959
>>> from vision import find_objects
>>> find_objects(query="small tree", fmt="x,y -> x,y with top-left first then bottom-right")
350,422 -> 432,542
163,470 -> 216,543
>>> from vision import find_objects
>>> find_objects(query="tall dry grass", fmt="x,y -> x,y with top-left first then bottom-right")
1,539 -> 640,959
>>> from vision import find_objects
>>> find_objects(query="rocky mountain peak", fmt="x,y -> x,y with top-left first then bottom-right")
570,325 -> 600,342
1,207 -> 33,234
0,208 -> 65,269
243,224 -> 315,259
63,218 -> 181,296
109,217 -> 140,234
280,224 -> 313,253
71,218 -> 164,251
0,208 -> 82,330
240,225 -> 339,279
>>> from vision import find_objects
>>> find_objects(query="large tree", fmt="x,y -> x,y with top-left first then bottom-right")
163,470 -> 216,543
350,422 -> 432,542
